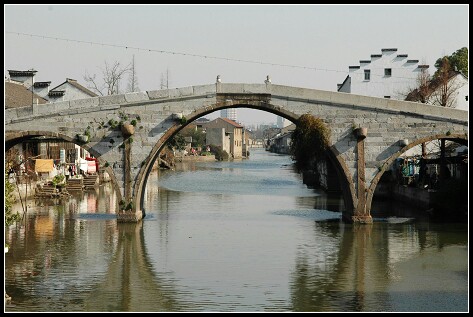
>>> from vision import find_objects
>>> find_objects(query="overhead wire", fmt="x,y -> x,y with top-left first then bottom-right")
6,31 -> 429,83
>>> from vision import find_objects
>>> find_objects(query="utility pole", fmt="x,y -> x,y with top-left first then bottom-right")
30,68 -> 35,107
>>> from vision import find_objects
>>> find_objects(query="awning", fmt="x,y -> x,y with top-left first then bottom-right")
34,159 -> 54,173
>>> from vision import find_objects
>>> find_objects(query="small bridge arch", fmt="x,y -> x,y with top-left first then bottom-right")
366,133 -> 468,214
5,130 -> 125,204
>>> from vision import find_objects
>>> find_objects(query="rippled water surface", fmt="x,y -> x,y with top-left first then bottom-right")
5,149 -> 468,312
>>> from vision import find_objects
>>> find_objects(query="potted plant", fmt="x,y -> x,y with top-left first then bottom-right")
52,174 -> 66,188
121,122 -> 135,137
399,139 -> 409,147
77,134 -> 89,143
117,112 -> 140,137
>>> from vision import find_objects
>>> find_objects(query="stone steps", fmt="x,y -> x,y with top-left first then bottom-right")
35,183 -> 69,198
83,174 -> 98,190
66,178 -> 84,191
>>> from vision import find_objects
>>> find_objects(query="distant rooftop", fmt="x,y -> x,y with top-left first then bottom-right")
220,117 -> 243,128
49,78 -> 98,97
8,69 -> 37,77
5,81 -> 48,108
346,49 -> 422,71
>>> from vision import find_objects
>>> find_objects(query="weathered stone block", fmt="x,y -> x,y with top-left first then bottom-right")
34,103 -> 57,116
147,89 -> 169,100
70,97 -> 99,109
16,106 -> 33,118
193,84 -> 216,96
99,94 -> 127,106
169,86 -> 193,98
125,92 -> 149,103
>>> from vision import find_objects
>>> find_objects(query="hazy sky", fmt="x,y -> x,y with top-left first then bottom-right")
4,5 -> 468,125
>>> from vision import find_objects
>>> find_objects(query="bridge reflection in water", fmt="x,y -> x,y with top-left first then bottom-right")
290,223 -> 389,311
90,222 -> 387,312
5,179 -> 467,312
289,220 -> 467,312
83,222 -> 180,312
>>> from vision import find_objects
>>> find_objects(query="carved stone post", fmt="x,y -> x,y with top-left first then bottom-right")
124,138 -> 132,203
117,128 -> 142,223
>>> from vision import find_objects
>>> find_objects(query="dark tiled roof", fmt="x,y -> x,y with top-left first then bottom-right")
8,69 -> 37,77
337,75 -> 350,92
381,48 -> 398,52
195,117 -> 210,123
48,90 -> 65,97
5,81 -> 48,108
34,81 -> 51,88
397,54 -> 408,58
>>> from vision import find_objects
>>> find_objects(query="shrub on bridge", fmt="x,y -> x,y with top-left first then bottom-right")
290,114 -> 331,170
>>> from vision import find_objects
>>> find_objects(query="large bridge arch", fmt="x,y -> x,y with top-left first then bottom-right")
366,133 -> 468,214
5,130 -> 125,204
133,100 -> 356,221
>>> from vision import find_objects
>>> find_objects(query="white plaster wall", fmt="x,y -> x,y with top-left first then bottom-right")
10,75 -> 34,88
33,86 -> 49,99
52,83 -> 93,101
345,50 -> 422,100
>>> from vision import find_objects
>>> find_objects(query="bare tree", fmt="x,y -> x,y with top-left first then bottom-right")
160,68 -> 170,89
429,57 -> 465,108
405,57 -> 465,108
404,63 -> 431,103
415,67 -> 431,103
127,55 -> 140,93
84,61 -> 131,96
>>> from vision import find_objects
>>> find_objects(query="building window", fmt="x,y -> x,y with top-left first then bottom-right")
384,68 -> 392,77
384,96 -> 391,99
364,69 -> 370,81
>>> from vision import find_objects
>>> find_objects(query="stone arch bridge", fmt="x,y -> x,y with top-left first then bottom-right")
5,83 -> 468,223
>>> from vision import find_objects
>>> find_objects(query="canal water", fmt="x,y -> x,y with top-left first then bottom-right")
4,149 -> 468,312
